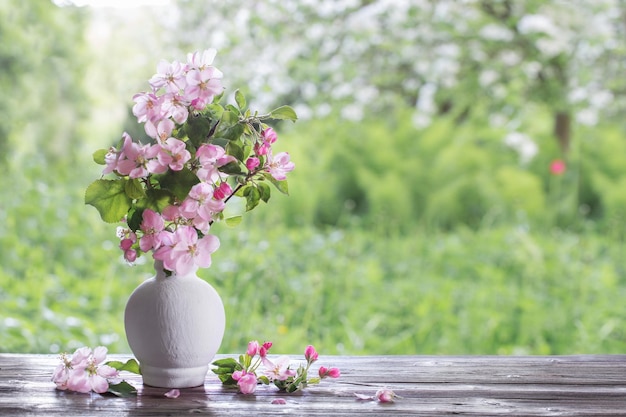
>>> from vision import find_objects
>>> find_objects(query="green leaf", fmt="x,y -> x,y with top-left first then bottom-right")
85,179 -> 132,223
269,105 -> 298,122
125,178 -> 146,200
258,376 -> 270,385
225,104 -> 241,116
216,111 -> 245,141
226,141 -> 245,162
212,357 -> 239,368
106,381 -> 137,397
257,182 -> 271,203
157,168 -> 200,201
106,358 -> 141,375
263,173 -> 289,195
142,189 -> 174,212
225,216 -> 243,227
307,377 -> 321,385
235,89 -> 246,110
185,114 -> 212,147
244,186 -> 261,211
127,207 -> 143,232
219,161 -> 243,175
92,149 -> 108,165
218,374 -> 237,385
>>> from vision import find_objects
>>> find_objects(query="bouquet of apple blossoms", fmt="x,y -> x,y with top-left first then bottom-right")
85,49 -> 296,275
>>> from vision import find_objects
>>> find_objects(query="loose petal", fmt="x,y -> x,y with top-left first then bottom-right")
354,393 -> 374,401
271,398 -> 287,404
164,389 -> 180,398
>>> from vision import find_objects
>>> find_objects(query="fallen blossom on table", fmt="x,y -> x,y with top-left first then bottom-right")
164,389 -> 181,398
52,346 -> 140,397
354,389 -> 402,403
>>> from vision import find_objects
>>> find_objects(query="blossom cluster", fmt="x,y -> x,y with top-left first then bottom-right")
86,49 -> 296,276
51,346 -> 119,394
212,341 -> 340,394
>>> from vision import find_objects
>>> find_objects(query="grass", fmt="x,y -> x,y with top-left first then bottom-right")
1,161 -> 625,355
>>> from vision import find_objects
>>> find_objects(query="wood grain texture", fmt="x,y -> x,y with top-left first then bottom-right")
1,354 -> 626,416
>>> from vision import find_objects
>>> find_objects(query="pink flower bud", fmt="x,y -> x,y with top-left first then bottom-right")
247,341 -> 260,357
124,249 -> 137,263
318,366 -> 340,378
246,157 -> 260,171
213,182 -> 233,200
260,341 -> 272,357
304,345 -> 318,362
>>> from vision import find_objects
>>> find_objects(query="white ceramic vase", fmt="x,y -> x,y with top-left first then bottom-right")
124,261 -> 225,388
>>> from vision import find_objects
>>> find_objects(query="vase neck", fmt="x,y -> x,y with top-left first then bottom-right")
153,259 -> 198,279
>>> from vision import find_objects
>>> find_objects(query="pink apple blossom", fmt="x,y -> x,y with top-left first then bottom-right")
156,225 -> 220,275
187,48 -> 218,71
262,356 -> 297,381
116,133 -> 159,179
52,346 -> 119,394
266,151 -> 295,181
181,182 -> 226,224
196,144 -> 235,182
145,118 -> 175,142
161,93 -> 191,124
184,66 -> 223,109
102,146 -> 120,175
149,59 -> 186,94
139,209 -> 165,252
150,138 -> 191,172
261,128 -> 278,145
132,92 -> 162,124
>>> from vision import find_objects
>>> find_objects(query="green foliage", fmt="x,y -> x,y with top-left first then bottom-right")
0,0 -> 89,164
2,157 -> 626,356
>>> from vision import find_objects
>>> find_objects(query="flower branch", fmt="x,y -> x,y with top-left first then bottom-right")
85,48 -> 296,276
212,341 -> 340,394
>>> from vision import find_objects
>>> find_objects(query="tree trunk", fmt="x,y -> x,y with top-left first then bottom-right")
554,111 -> 571,154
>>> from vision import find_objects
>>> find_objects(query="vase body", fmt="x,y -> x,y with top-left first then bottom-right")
124,261 -> 225,388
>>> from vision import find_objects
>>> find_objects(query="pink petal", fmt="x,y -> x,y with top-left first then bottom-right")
271,398 -> 287,405
90,375 -> 110,394
164,389 -> 180,398
354,393 -> 374,401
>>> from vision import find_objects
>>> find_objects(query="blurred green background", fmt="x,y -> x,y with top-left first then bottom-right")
1,0 -> 626,355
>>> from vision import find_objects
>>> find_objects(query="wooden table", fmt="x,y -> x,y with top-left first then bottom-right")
1,354 -> 626,416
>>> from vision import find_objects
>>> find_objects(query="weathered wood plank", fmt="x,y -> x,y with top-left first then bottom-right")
1,354 -> 626,416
